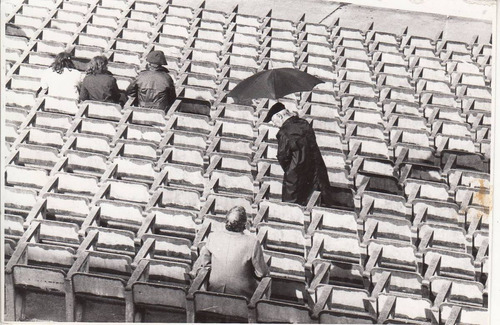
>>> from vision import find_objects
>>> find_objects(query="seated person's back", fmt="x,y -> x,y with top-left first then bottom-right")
126,50 -> 176,112
80,56 -> 122,104
196,206 -> 269,299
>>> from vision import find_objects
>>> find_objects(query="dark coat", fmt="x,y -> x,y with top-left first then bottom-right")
276,116 -> 331,205
80,71 -> 122,104
125,66 -> 176,112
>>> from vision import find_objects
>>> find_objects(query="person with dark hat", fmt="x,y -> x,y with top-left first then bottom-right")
264,102 -> 352,208
125,50 -> 176,112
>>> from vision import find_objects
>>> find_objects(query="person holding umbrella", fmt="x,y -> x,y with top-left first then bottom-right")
263,102 -> 332,206
228,67 -> 355,208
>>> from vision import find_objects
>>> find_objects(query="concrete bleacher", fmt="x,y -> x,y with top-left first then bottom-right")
3,0 -> 492,323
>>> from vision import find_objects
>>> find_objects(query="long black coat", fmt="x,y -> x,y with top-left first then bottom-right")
276,116 -> 331,206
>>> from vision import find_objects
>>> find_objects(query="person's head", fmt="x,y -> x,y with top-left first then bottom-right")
51,52 -> 75,74
264,102 -> 293,128
86,56 -> 109,75
225,206 -> 247,233
146,50 -> 167,71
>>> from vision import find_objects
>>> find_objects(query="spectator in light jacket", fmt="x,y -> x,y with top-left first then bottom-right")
40,52 -> 82,100
194,206 -> 269,300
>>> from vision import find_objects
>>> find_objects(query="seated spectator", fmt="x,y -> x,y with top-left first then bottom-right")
125,50 -> 176,112
194,206 -> 269,299
40,52 -> 82,100
80,56 -> 123,104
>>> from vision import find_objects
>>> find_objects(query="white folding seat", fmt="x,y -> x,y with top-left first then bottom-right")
5,165 -> 49,191
375,293 -> 432,323
7,144 -> 59,170
308,230 -> 361,266
312,284 -> 376,323
4,187 -> 38,217
12,127 -> 64,149
25,192 -> 91,226
149,186 -> 201,212
93,179 -> 151,206
84,199 -> 145,233
437,303 -> 488,325
421,248 -> 476,281
138,207 -> 197,241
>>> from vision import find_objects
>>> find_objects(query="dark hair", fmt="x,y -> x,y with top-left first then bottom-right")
86,56 -> 109,75
225,206 -> 247,233
51,52 -> 75,74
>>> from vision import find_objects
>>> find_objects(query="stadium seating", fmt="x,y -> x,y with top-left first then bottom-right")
3,0 -> 492,322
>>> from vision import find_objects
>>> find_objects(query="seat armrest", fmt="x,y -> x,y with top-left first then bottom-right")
248,277 -> 272,308
308,261 -> 330,292
311,285 -> 333,319
68,251 -> 91,280
23,199 -> 47,229
126,259 -> 150,290
254,184 -> 270,207
79,206 -> 101,237
132,238 -> 155,268
76,229 -> 99,256
5,242 -> 29,273
187,267 -> 210,299
305,191 -> 321,213
136,213 -> 155,245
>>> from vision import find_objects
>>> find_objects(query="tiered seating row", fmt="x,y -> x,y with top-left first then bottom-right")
4,0 -> 491,323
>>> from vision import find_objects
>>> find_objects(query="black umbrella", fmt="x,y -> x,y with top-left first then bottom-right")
227,68 -> 324,102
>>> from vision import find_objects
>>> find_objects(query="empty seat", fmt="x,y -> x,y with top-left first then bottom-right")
362,239 -> 418,275
78,101 -> 124,122
5,241 -> 76,321
125,259 -> 191,322
251,274 -> 314,323
12,127 -> 65,149
83,199 -> 145,233
65,250 -> 133,321
429,277 -> 485,308
40,173 -> 99,198
153,163 -> 205,192
5,165 -> 49,190
206,136 -> 254,159
312,284 -> 376,324
4,186 -> 38,217
93,179 -> 151,206
7,144 -> 60,170
307,230 -> 361,268
254,201 -> 306,228
52,150 -> 108,177
436,303 -> 488,325
113,124 -> 163,145
101,157 -> 157,184
134,234 -> 194,266
421,248 -> 476,282
149,187 -> 201,212
375,292 -> 432,324
204,170 -> 254,199
369,268 -> 424,297
137,207 -> 197,242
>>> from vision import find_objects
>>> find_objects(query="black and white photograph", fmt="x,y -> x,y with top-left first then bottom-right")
1,0 -> 498,323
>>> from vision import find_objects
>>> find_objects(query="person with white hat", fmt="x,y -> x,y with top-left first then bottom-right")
126,50 -> 176,112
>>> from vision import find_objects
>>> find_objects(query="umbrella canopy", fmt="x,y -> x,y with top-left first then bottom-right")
227,68 -> 324,102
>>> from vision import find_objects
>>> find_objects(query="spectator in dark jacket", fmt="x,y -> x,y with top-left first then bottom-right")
80,56 -> 122,104
125,51 -> 176,112
264,102 -> 350,207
